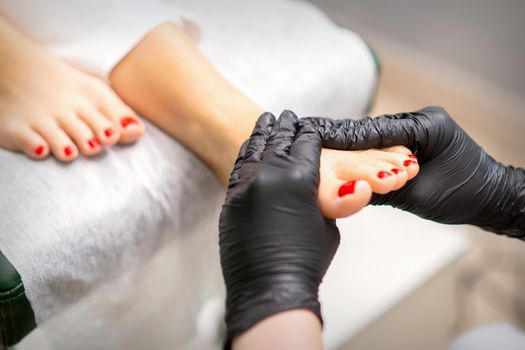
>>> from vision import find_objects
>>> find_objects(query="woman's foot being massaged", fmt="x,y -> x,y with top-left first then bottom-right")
0,15 -> 144,161
109,23 -> 420,219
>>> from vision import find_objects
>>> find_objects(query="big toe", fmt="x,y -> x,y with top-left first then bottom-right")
118,115 -> 145,143
97,85 -> 144,144
319,173 -> 372,219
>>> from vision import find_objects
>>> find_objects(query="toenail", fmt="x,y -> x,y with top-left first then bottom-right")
377,171 -> 392,179
121,117 -> 138,128
391,168 -> 401,175
403,160 -> 417,167
104,128 -> 114,138
338,180 -> 356,197
408,154 -> 418,160
35,145 -> 44,155
87,138 -> 99,149
64,146 -> 73,157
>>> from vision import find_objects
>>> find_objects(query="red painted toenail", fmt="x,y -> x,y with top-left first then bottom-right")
88,139 -> 98,149
104,128 -> 114,138
35,145 -> 44,155
391,168 -> 401,175
121,117 -> 138,128
408,154 -> 418,160
404,160 -> 417,167
338,180 -> 356,197
377,171 -> 392,179
64,146 -> 73,157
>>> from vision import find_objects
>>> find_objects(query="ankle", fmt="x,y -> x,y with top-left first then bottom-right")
200,104 -> 264,186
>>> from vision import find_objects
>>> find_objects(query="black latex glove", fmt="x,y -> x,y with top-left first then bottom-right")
303,106 -> 525,239
219,111 -> 340,345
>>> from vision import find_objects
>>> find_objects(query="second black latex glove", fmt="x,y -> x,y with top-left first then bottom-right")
304,106 -> 525,239
219,111 -> 340,344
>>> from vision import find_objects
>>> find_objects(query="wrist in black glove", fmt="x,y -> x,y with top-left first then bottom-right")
303,106 -> 525,239
219,111 -> 340,345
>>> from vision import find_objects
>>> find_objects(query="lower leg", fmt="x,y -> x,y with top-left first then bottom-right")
110,23 -> 261,185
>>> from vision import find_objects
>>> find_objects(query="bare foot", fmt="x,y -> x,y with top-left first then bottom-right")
318,145 -> 419,219
0,16 -> 144,161
106,21 -> 418,218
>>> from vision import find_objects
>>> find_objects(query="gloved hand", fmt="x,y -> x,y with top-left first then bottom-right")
219,111 -> 340,345
303,106 -> 525,239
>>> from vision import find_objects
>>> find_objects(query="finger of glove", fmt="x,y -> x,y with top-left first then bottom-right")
304,112 -> 420,151
262,110 -> 298,159
229,140 -> 250,183
358,106 -> 454,157
243,112 -> 276,163
290,120 -> 322,170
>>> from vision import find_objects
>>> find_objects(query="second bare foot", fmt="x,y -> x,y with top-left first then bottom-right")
0,16 -> 144,161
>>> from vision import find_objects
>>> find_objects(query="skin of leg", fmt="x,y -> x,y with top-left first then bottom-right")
109,22 -> 418,219
0,15 -> 141,161
110,23 -> 262,184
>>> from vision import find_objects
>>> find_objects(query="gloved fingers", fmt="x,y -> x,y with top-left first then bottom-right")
229,140 -> 249,183
243,112 -> 276,163
304,113 -> 419,151
289,120 -> 322,169
350,106 -> 453,156
262,110 -> 298,160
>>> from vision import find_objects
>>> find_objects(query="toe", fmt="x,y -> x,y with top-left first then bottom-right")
390,167 -> 408,190
361,150 -> 409,190
78,106 -> 120,146
361,148 -> 410,171
400,155 -> 420,180
58,112 -> 102,156
7,126 -> 50,160
340,158 -> 399,195
119,115 -> 143,132
380,146 -> 412,155
369,161 -> 400,194
35,121 -> 79,162
97,88 -> 144,144
115,114 -> 144,144
382,145 -> 413,155
319,173 -> 372,219
381,146 -> 420,180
